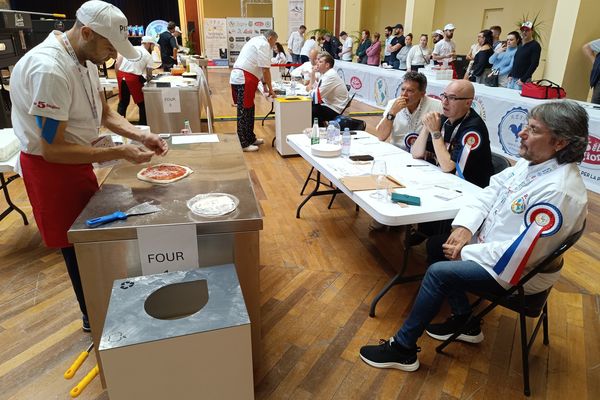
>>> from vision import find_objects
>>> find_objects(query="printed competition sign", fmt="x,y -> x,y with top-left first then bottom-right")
288,0 -> 305,37
226,17 -> 274,66
203,18 -> 228,68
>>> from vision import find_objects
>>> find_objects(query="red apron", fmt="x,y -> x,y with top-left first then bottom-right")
19,153 -> 99,248
117,70 -> 145,104
230,69 -> 260,108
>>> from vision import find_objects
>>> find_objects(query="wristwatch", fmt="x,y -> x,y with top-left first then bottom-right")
386,113 -> 396,121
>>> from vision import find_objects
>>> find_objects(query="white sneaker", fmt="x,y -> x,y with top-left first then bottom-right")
243,144 -> 259,152
253,138 -> 265,145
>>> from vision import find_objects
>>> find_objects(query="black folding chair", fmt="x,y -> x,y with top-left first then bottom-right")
435,221 -> 586,396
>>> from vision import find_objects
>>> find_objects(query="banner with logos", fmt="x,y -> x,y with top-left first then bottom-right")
203,18 -> 229,68
288,0 -> 305,37
334,62 -> 600,193
226,17 -> 274,66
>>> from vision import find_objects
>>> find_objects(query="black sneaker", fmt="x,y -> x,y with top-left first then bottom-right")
82,315 -> 91,333
359,337 -> 420,371
425,314 -> 483,343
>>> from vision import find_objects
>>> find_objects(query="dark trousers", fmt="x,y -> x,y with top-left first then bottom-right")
592,80 -> 600,104
61,246 -> 87,316
312,103 -> 340,127
232,84 -> 256,148
117,79 -> 147,125
300,55 -> 309,63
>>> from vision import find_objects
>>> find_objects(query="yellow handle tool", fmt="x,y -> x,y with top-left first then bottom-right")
70,364 -> 99,398
64,343 -> 94,379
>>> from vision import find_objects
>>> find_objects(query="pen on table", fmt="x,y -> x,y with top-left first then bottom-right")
353,137 -> 370,140
405,164 -> 429,167
435,185 -> 462,193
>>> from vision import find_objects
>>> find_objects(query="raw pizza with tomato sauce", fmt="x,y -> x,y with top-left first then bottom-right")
137,163 -> 193,184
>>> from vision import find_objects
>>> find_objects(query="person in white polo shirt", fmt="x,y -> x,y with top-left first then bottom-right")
230,30 -> 278,151
376,72 -> 442,150
287,25 -> 306,65
9,0 -> 168,333
299,35 -> 317,63
339,31 -> 353,61
432,23 -> 457,78
309,52 -> 349,126
115,35 -> 156,125
291,48 -> 319,85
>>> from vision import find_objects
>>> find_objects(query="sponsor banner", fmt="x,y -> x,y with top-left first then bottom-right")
288,0 -> 305,38
203,18 -> 228,66
579,133 -> 600,193
226,18 -> 273,66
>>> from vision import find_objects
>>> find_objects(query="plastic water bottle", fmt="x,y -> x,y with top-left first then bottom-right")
181,120 -> 191,134
326,124 -> 337,144
311,118 -> 319,145
341,128 -> 351,157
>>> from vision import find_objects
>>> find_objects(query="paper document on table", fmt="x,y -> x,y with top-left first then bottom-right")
432,186 -> 463,201
324,161 -> 367,177
172,134 -> 219,144
340,175 -> 405,191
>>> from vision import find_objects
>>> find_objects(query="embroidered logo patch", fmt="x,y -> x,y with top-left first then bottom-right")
511,197 -> 527,214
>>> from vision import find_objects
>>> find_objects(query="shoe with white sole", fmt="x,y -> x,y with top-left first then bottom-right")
243,144 -> 259,152
359,337 -> 420,372
425,314 -> 484,343
253,138 -> 265,145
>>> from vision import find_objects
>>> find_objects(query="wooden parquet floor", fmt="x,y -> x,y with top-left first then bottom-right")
0,68 -> 598,399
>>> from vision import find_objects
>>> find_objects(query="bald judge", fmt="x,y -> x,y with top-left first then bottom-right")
411,80 -> 493,188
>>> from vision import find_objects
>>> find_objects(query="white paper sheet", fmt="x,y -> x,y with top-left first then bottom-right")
172,134 -> 220,144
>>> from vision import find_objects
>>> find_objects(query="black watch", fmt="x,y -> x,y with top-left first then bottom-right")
386,113 -> 396,121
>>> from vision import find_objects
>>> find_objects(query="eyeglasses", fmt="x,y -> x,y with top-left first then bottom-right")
439,93 -> 473,102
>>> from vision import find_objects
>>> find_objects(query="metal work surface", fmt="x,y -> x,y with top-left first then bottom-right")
99,264 -> 249,350
68,134 -> 262,243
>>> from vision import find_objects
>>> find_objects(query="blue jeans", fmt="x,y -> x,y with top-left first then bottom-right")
507,78 -> 522,90
394,260 -> 507,348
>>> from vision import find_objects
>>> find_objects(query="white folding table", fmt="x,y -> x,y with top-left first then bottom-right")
286,132 -> 482,316
0,151 -> 28,225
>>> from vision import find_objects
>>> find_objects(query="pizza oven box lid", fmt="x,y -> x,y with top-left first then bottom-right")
67,134 -> 263,244
99,264 -> 254,399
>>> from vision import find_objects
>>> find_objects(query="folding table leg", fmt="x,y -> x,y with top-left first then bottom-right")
0,173 -> 29,225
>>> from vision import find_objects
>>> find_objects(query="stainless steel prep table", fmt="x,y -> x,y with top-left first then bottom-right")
68,134 -> 263,386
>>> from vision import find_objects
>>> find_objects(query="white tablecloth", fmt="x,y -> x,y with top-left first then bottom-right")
334,61 -> 600,194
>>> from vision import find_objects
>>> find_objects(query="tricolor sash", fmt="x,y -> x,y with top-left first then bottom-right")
492,203 -> 562,285
312,80 -> 323,105
404,132 -> 419,150
456,131 -> 480,179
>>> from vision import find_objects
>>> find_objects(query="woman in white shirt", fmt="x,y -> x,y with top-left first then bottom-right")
271,42 -> 288,75
406,34 -> 431,72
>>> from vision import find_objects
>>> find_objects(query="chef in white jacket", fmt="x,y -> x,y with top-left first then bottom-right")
359,100 -> 588,373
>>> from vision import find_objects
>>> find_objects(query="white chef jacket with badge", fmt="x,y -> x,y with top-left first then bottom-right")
10,31 -> 102,156
452,157 -> 587,294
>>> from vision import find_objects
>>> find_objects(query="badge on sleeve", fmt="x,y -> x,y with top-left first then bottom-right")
404,132 -> 419,150
456,131 -> 481,179
492,203 -> 562,285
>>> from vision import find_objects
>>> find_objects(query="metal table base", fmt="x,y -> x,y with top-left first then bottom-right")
0,172 -> 28,225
